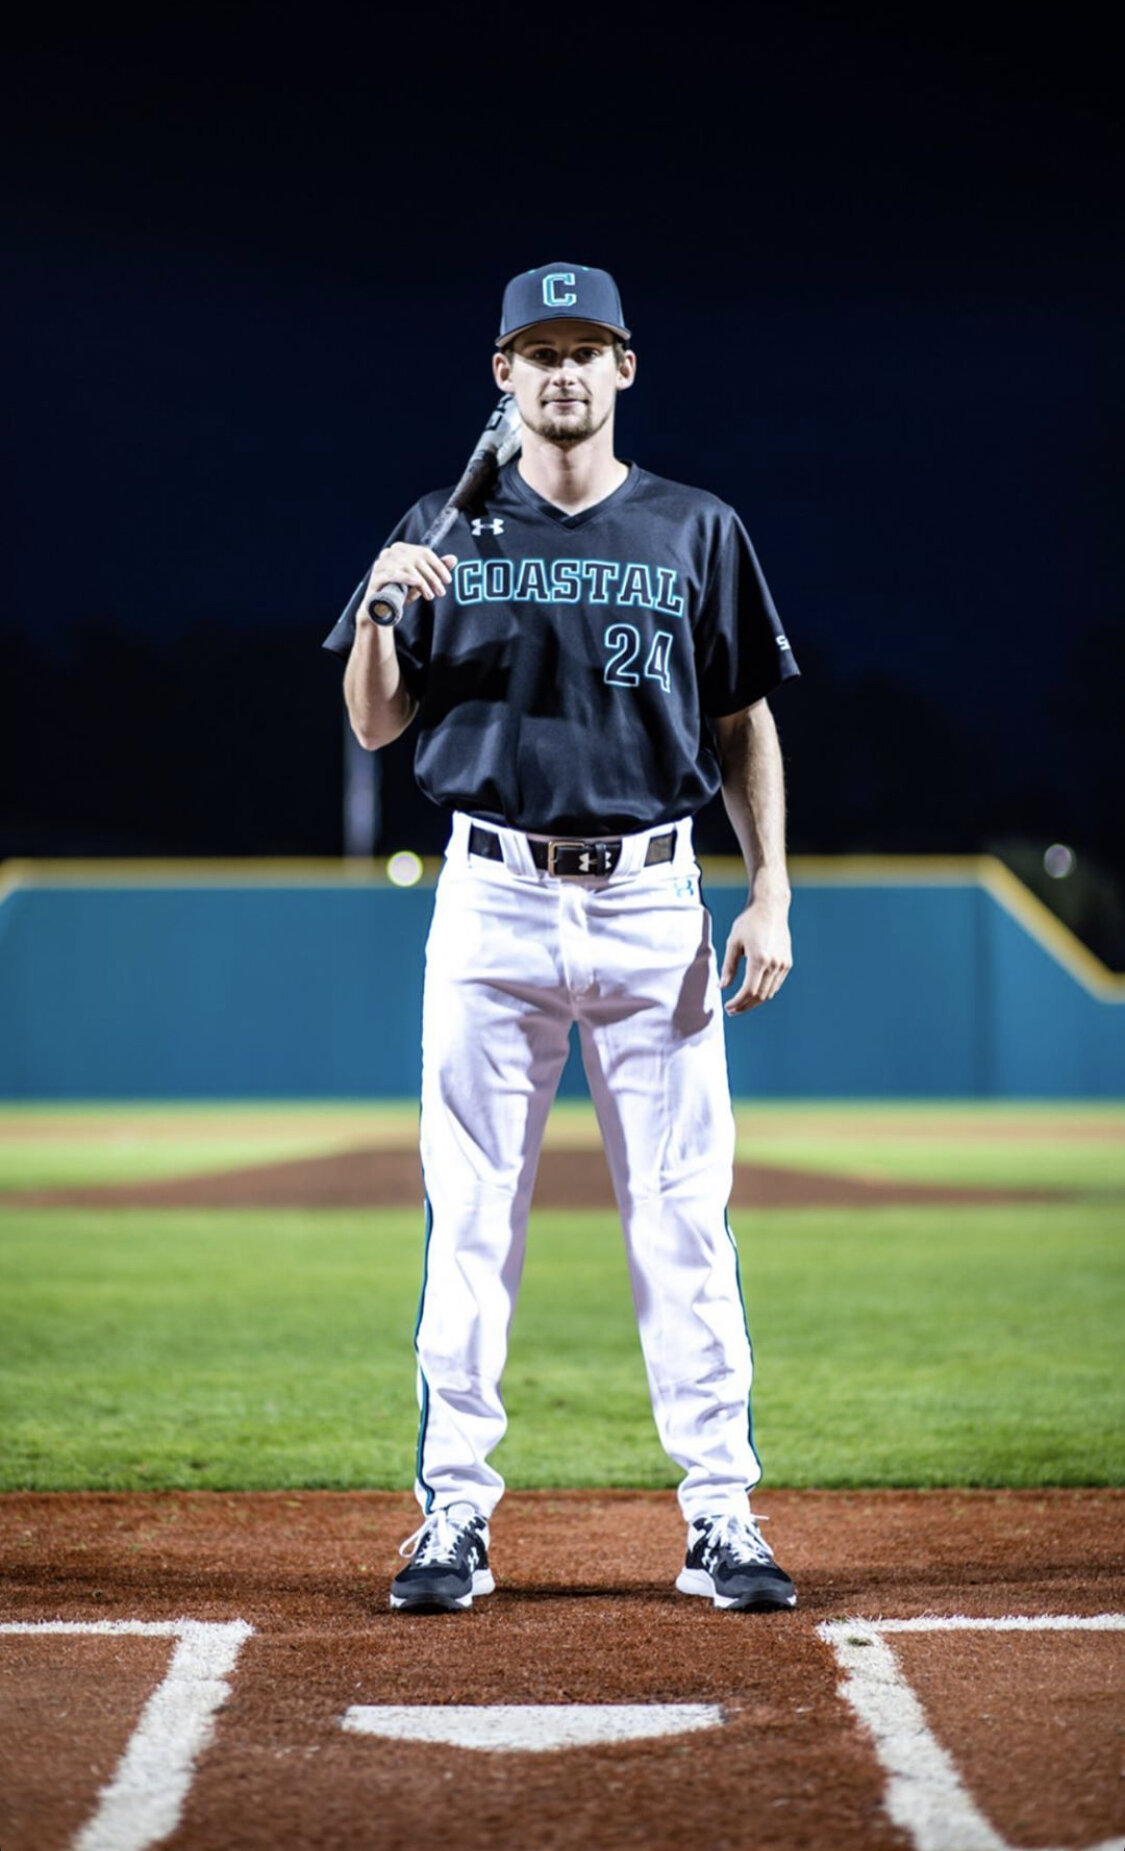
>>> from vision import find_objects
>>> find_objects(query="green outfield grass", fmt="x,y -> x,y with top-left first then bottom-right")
1,1099 -> 1121,1193
733,1101 -> 1125,1191
1,1190 -> 1121,1491
0,1102 -> 407,1193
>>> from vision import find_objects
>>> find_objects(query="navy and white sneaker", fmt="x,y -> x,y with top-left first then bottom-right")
390,1503 -> 495,1612
676,1512 -> 797,1611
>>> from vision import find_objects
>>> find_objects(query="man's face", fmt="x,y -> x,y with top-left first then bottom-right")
493,320 -> 635,446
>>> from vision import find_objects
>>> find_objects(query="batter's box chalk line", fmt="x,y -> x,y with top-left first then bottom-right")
0,1618 -> 254,1851
341,1702 -> 725,1752
6,1614 -> 1121,1850
816,1613 -> 1125,1851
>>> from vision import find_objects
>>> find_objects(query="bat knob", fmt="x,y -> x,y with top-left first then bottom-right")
367,581 -> 408,627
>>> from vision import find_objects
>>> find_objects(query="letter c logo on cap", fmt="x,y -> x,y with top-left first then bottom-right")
542,271 -> 577,308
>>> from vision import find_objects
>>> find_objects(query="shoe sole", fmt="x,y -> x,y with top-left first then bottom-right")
675,1566 -> 797,1611
389,1568 -> 496,1612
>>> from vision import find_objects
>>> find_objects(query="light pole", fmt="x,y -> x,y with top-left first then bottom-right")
342,713 -> 381,858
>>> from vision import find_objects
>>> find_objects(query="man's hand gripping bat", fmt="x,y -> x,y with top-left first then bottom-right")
322,394 -> 522,654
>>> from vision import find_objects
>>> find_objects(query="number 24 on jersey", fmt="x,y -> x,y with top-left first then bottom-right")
604,624 -> 674,695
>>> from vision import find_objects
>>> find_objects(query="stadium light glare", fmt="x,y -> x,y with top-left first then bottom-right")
1043,843 -> 1076,879
386,851 -> 424,887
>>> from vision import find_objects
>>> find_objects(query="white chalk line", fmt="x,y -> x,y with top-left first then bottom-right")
817,1613 -> 1125,1851
4,1612 -> 1120,1844
342,1701 -> 724,1753
0,1619 -> 187,1636
0,1618 -> 254,1851
867,1613 -> 1125,1633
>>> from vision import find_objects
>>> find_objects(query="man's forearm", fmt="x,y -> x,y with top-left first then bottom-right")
344,617 -> 417,751
717,701 -> 791,900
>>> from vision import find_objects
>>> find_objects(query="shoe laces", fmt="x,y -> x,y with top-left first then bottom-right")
700,1512 -> 775,1568
398,1506 -> 478,1567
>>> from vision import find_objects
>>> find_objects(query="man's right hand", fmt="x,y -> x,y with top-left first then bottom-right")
363,544 -> 458,615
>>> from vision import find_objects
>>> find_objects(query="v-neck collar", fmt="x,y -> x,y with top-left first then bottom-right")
505,459 -> 641,529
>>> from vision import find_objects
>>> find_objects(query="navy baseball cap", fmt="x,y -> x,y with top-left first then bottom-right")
497,262 -> 631,347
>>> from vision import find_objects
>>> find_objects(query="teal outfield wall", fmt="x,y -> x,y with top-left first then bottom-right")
0,861 -> 1121,1098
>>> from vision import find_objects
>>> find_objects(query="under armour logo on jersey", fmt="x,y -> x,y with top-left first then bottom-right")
471,518 -> 505,536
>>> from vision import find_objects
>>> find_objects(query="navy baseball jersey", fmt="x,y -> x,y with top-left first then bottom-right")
329,460 -> 798,836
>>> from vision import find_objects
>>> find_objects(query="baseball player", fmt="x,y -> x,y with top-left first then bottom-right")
329,263 -> 800,1614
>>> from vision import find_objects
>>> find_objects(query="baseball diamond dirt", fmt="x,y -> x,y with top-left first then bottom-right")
2,1142 -> 1084,1210
1,1490 -> 1123,1851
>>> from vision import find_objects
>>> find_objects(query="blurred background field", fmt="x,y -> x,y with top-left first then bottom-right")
2,1100 -> 1121,1495
1,1098 -> 1122,1191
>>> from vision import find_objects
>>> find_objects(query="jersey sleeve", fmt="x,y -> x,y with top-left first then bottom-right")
694,509 -> 799,716
320,500 -> 435,698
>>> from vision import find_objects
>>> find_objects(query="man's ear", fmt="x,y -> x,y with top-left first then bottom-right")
616,348 -> 637,392
493,349 -> 513,391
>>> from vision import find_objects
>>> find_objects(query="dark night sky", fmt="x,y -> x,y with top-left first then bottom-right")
3,7 -> 1121,940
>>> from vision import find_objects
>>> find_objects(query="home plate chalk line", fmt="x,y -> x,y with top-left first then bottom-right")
342,1702 -> 724,1752
0,1619 -> 254,1851
817,1613 -> 1125,1851
5,1613 -> 1122,1851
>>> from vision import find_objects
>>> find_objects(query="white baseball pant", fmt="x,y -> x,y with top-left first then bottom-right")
412,809 -> 761,1525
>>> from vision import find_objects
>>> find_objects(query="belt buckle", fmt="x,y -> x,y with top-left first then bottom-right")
547,839 -> 587,876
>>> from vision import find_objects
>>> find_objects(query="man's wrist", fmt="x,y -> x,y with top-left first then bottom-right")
356,610 -> 396,646
746,866 -> 792,906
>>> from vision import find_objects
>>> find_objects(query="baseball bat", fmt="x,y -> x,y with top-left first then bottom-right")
322,394 -> 523,655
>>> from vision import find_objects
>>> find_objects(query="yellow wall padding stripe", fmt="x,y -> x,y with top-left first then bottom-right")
976,858 -> 1124,1002
0,856 -> 444,891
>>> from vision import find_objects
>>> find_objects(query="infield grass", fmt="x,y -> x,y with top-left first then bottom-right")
2,1197 -> 1121,1491
2,1099 -> 1121,1193
734,1101 -> 1125,1191
0,1102 -> 409,1193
